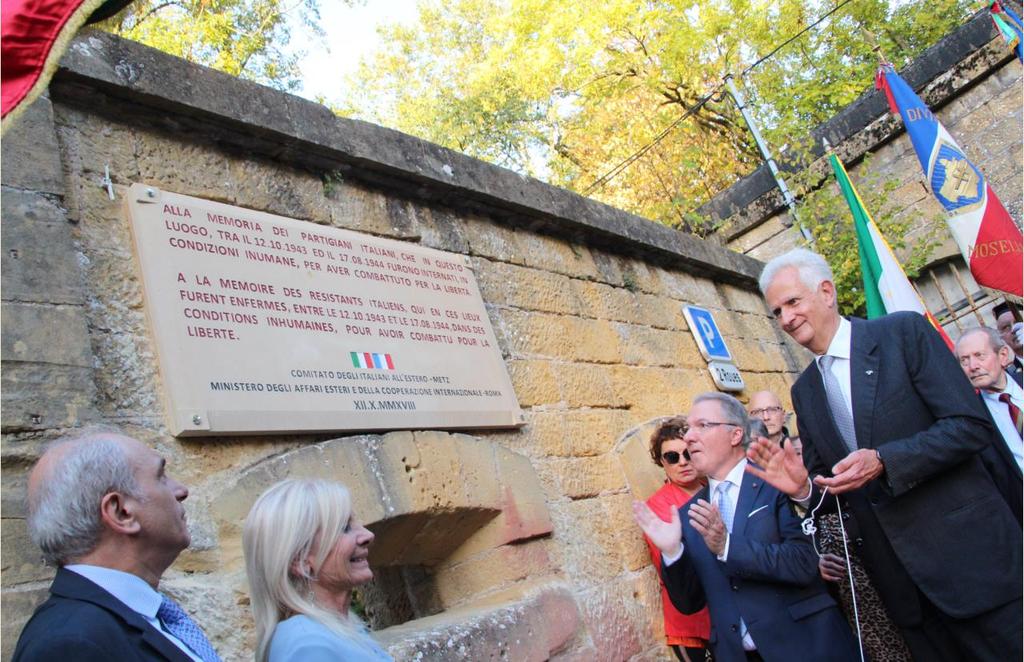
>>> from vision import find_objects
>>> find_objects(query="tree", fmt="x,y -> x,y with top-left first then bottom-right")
97,0 -> 328,92
342,0 -> 975,232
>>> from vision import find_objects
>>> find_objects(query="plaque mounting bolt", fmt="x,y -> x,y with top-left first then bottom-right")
192,415 -> 202,425
146,188 -> 156,198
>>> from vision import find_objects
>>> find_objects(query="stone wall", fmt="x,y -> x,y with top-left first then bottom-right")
0,31 -> 806,661
705,12 -> 1022,334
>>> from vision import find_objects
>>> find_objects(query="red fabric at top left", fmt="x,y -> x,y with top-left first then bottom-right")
2,0 -> 88,118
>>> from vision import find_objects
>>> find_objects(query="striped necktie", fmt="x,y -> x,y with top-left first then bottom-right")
999,393 -> 1023,438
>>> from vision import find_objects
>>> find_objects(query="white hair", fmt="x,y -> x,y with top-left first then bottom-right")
27,427 -> 141,566
758,248 -> 835,295
243,478 -> 377,662
956,326 -> 1007,353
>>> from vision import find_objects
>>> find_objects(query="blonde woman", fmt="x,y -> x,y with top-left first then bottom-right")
243,479 -> 392,662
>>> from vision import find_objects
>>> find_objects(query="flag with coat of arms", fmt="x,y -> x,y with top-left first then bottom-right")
875,63 -> 1023,297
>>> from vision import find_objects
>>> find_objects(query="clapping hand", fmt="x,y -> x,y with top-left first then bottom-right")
632,500 -> 683,558
688,499 -> 727,556
746,436 -> 811,498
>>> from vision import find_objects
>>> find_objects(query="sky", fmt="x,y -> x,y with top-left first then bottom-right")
290,0 -> 421,104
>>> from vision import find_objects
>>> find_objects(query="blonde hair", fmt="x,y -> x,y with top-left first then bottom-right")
243,478 -> 376,662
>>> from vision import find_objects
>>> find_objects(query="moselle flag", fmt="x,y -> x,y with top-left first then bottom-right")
991,0 -> 1023,62
830,153 -> 954,349
876,64 -> 1023,296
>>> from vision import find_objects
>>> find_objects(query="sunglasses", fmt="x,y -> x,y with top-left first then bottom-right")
661,449 -> 691,464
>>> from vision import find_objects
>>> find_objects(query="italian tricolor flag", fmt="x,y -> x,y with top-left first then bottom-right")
351,352 -> 395,370
830,154 -> 954,349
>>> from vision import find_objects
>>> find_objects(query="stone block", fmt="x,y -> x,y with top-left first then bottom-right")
556,363 -> 624,408
65,179 -> 135,254
1,189 -> 83,305
159,575 -> 252,661
576,579 -> 644,661
556,499 -> 625,583
561,408 -> 637,457
418,206 -> 470,254
660,271 -> 728,310
1,363 -> 97,432
475,261 -> 582,316
609,366 -> 711,419
1,461 -> 31,517
229,158 -> 332,225
1,519 -> 51,585
377,583 -> 582,661
325,179 -> 403,237
1,303 -> 92,368
518,232 -> 602,281
632,292 -> 687,330
542,455 -> 626,500
507,359 -> 561,406
52,105 -> 140,184
2,96 -> 64,193
433,542 -> 552,608
614,323 -> 693,367
720,284 -> 768,314
463,217 -> 526,265
2,586 -> 51,661
498,309 -> 621,362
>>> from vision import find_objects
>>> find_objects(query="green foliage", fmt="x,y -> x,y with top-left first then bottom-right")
97,0 -> 331,91
342,0 -> 974,232
791,156 -> 945,317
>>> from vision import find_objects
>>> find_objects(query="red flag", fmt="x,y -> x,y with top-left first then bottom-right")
876,64 -> 1023,296
1,0 -> 120,135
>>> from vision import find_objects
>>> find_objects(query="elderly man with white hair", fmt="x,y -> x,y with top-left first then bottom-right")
749,248 -> 1022,662
13,427 -> 220,662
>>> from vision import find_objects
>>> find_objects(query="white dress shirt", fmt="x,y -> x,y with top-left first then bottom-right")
65,565 -> 203,662
980,377 -> 1024,472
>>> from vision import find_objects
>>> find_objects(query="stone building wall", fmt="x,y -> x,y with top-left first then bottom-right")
704,12 -> 1022,334
1,31 -> 806,661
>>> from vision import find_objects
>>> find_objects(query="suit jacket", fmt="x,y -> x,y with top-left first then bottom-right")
792,312 -> 1023,625
13,567 -> 195,662
662,470 -> 860,662
975,391 -> 1023,524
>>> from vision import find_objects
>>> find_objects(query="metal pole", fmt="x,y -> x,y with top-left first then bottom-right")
723,74 -> 814,244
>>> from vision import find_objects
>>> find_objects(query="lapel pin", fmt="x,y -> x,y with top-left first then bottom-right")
865,370 -> 874,375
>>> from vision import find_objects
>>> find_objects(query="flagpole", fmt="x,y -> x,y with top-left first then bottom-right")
722,74 -> 815,245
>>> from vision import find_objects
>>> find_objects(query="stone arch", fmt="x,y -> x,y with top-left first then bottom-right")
211,430 -> 583,659
611,415 -> 680,502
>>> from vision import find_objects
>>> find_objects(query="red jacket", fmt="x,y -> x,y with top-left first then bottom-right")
644,482 -> 711,642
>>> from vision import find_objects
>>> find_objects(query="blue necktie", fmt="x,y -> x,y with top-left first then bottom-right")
157,595 -> 221,662
716,480 -> 735,533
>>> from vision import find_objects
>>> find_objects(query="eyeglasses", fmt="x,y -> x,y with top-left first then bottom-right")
661,449 -> 691,464
687,420 -> 739,434
749,406 -> 784,417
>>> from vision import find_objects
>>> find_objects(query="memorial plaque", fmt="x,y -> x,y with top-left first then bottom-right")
123,184 -> 523,436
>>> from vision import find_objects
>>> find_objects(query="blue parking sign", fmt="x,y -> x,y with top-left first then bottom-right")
682,305 -> 732,362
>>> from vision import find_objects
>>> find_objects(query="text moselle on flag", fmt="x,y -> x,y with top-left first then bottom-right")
829,153 -> 954,349
875,63 -> 1023,296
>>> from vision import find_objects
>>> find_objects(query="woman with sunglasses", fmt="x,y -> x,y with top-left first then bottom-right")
643,416 -> 712,662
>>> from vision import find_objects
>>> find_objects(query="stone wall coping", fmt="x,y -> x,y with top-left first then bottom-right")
699,10 -> 1010,238
49,30 -> 763,288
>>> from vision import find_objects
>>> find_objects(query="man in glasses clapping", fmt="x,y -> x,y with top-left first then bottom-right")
634,393 -> 859,662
